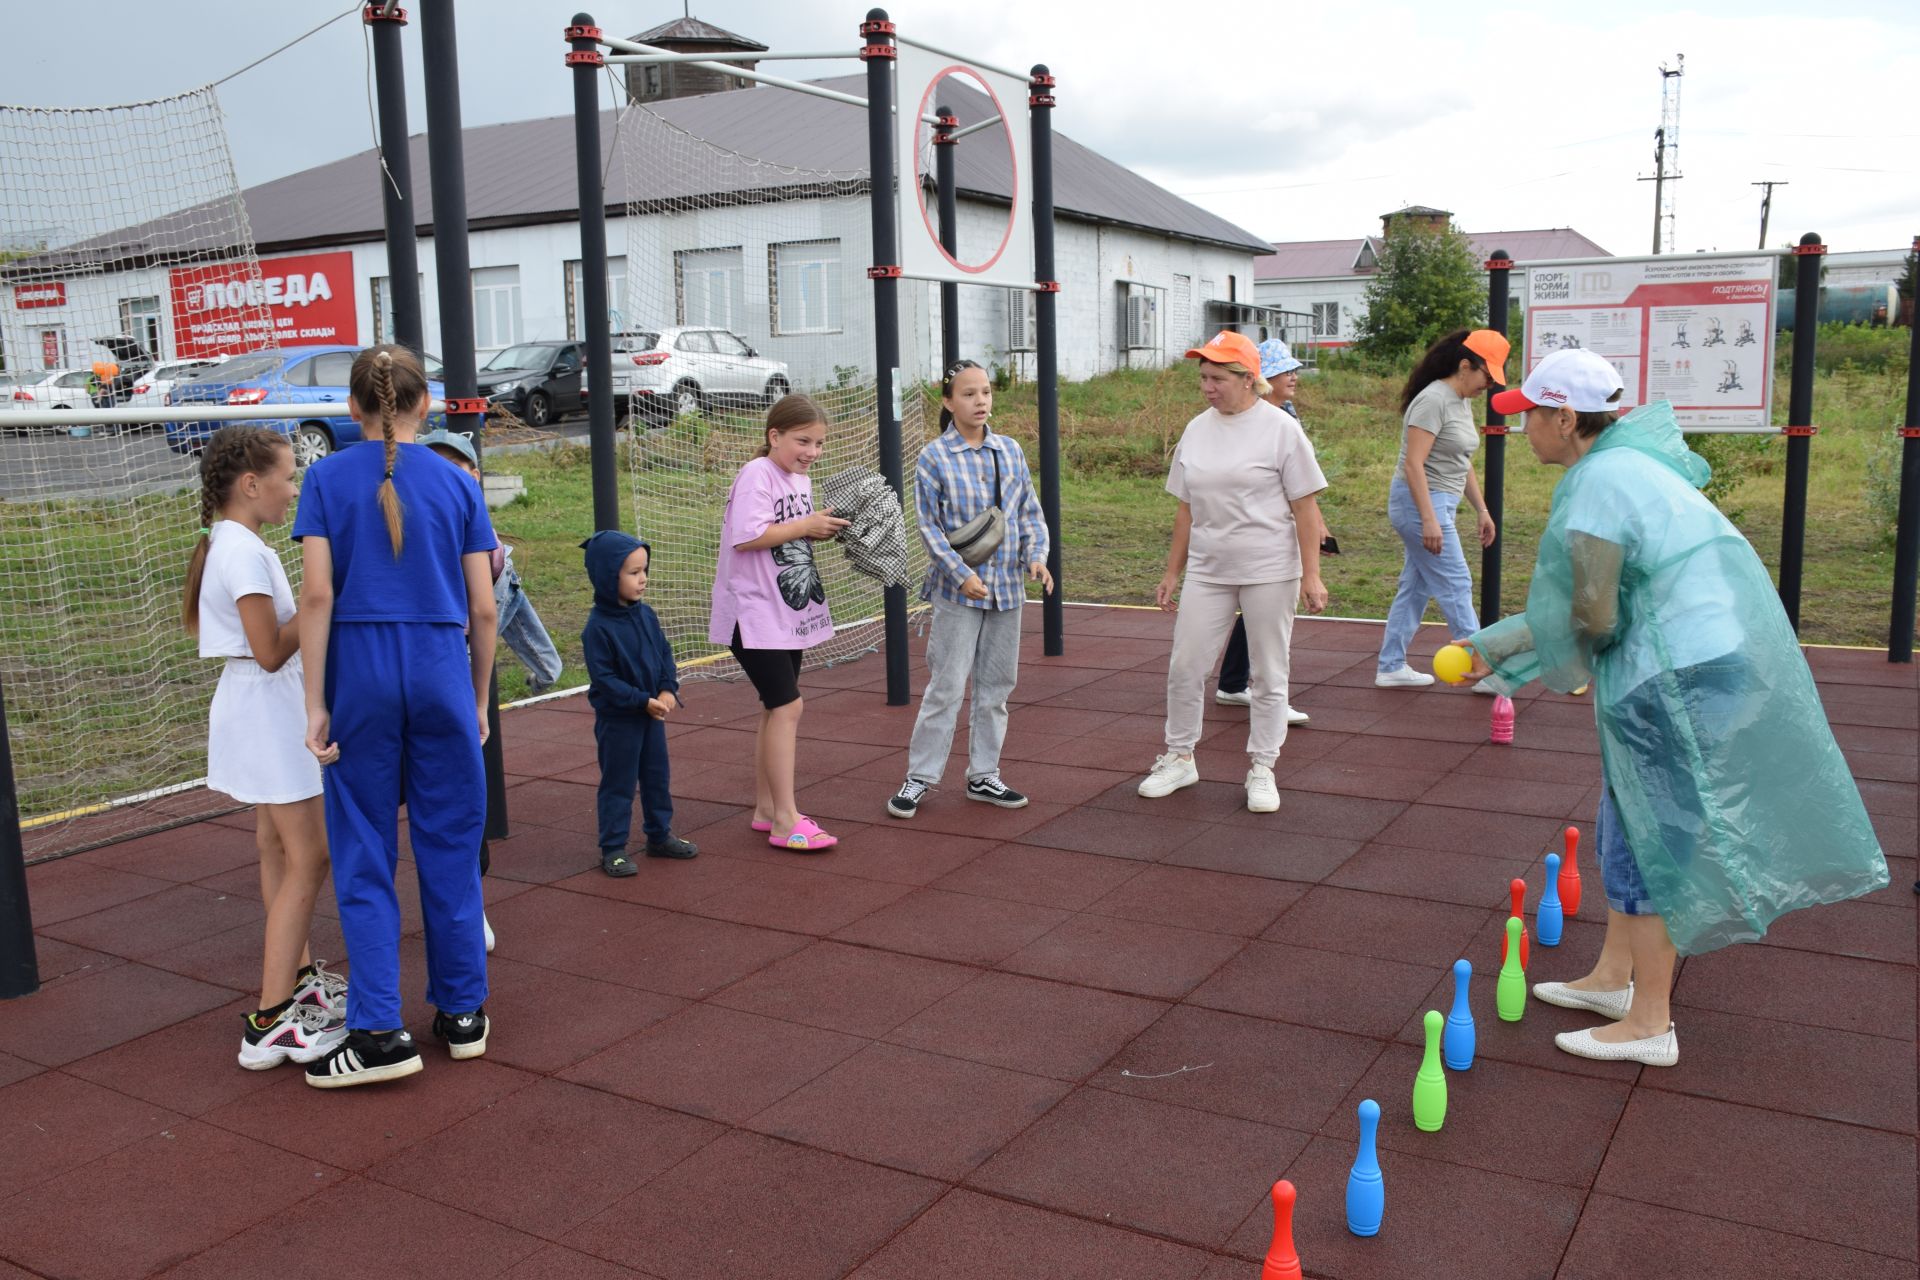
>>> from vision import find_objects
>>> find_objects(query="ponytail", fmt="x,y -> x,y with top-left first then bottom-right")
183,426 -> 292,632
348,344 -> 429,557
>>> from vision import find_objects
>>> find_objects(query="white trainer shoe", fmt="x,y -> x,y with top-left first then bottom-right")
1214,688 -> 1252,706
1532,980 -> 1633,1020
483,912 -> 496,954
1137,752 -> 1199,798
1375,666 -> 1435,688
1285,707 -> 1310,725
1554,1023 -> 1678,1067
1244,764 -> 1281,813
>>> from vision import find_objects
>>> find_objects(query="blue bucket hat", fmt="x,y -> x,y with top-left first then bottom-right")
1258,339 -> 1304,378
418,428 -> 479,468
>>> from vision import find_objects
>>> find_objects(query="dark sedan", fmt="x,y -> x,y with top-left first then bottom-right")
475,341 -> 584,428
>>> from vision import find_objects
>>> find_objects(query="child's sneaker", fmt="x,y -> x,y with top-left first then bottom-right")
431,1008 -> 490,1060
966,775 -> 1029,809
887,779 -> 930,819
645,834 -> 699,859
238,1003 -> 347,1070
304,1028 -> 424,1089
291,959 -> 349,1021
1375,665 -> 1435,688
1137,752 -> 1199,798
601,850 -> 639,877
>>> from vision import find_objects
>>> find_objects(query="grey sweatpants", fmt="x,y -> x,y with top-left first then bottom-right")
907,596 -> 1022,785
1165,577 -> 1299,766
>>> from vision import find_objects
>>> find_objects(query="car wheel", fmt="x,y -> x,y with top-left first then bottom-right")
765,376 -> 790,406
673,382 -> 703,419
293,424 -> 333,467
524,391 -> 551,428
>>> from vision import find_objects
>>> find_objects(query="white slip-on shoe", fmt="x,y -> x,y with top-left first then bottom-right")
1554,1023 -> 1678,1067
1375,666 -> 1435,688
1532,980 -> 1633,1020
1137,752 -> 1199,798
1244,764 -> 1280,813
1214,688 -> 1252,706
1285,706 -> 1310,725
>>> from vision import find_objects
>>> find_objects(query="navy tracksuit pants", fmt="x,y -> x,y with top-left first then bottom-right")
324,621 -> 488,1030
594,714 -> 673,852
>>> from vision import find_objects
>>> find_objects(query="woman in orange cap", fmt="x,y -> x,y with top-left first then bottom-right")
1138,331 -> 1329,815
1373,328 -> 1507,689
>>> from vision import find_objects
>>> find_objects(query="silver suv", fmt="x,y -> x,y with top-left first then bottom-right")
609,327 -> 791,425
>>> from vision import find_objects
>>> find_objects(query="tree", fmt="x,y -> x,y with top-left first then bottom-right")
1354,215 -> 1486,357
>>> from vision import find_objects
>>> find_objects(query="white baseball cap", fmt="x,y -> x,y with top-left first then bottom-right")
1491,349 -> 1625,415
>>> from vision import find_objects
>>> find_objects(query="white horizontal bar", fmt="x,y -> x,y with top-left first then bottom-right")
605,49 -> 858,64
1516,249 -> 1787,269
2,400 -> 450,429
899,270 -> 1044,291
949,114 -> 1005,141
598,33 -> 941,123
893,32 -> 1030,82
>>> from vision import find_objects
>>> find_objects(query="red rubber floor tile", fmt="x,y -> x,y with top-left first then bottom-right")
1369,803 -> 1572,859
1755,896 -> 1914,965
499,1243 -> 660,1280
1264,884 -> 1489,966
744,1041 -> 1068,1180
1189,940 -> 1440,1039
1012,805 -> 1200,860
0,1051 -> 41,1090
483,822 -> 616,886
931,842 -> 1145,911
21,858 -> 171,926
1215,787 -> 1408,840
1327,841 -> 1533,908
848,1187 -> 1215,1280
1002,913 -> 1249,1000
1557,1192 -> 1920,1280
687,861 -> 913,935
0,1120 -> 342,1280
369,1077 -> 724,1238
468,957 -> 686,1075
968,1086 -> 1310,1249
1162,822 -> 1366,882
1095,1004 -> 1382,1133
1085,864 -> 1307,937
1080,776 -> 1253,825
885,970 -> 1168,1081
0,1071 -> 186,1201
561,1002 -> 863,1123
62,997 -> 289,1117
560,911 -> 811,1000
755,819 -> 998,887
708,939 -> 976,1037
140,914 -> 347,992
832,887 -> 1069,966
1673,943 -> 1914,1040
564,1129 -> 941,1280
1323,733 -> 1480,772
474,885 -> 666,972
0,961 -> 235,1067
25,936 -> 126,988
1284,760 -> 1449,803
548,843 -> 765,910
79,819 -> 261,884
1597,1089 -> 1918,1257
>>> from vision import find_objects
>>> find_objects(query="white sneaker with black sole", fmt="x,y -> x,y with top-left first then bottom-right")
304,1028 -> 424,1088
966,775 -> 1029,809
887,779 -> 930,819
238,1003 -> 348,1070
1375,666 -> 1435,688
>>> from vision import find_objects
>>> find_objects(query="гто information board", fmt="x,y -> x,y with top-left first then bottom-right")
1520,253 -> 1779,433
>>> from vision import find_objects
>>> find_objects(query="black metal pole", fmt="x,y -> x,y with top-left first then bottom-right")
934,105 -> 960,374
0,676 -> 38,999
367,3 -> 422,352
1778,232 -> 1823,631
569,14 -> 619,534
1480,251 -> 1513,624
862,10 -> 908,705
1888,234 -> 1920,662
1031,64 -> 1063,657
421,0 -> 506,840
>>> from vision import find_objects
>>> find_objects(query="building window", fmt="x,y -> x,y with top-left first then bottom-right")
118,296 -> 161,359
472,266 -> 523,350
675,247 -> 744,330
1120,282 -> 1164,353
1312,302 -> 1340,338
370,273 -> 424,345
1007,287 -> 1035,351
642,65 -> 661,96
770,239 -> 842,335
564,256 -> 628,338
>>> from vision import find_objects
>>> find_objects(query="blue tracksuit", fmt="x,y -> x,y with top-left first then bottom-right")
293,441 -> 496,1030
580,531 -> 680,852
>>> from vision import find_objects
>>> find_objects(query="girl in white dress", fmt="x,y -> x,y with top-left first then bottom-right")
183,426 -> 346,1069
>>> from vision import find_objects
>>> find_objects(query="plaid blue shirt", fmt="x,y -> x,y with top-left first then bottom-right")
915,426 -> 1049,610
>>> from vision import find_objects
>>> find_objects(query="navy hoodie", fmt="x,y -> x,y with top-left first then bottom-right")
580,530 -> 680,719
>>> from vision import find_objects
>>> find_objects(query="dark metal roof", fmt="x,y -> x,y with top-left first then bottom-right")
628,17 -> 768,50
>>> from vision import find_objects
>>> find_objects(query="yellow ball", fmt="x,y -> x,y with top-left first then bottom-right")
1433,644 -> 1473,685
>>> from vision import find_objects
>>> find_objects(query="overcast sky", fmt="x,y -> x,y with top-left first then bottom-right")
6,0 -> 1917,256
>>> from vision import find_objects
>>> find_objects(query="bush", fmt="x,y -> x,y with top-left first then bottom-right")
1775,323 -> 1912,377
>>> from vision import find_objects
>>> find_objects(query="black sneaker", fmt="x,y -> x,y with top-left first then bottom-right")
645,834 -> 699,860
431,1008 -> 490,1060
887,779 -> 930,819
966,775 -> 1029,809
601,851 -> 639,877
304,1028 -> 424,1089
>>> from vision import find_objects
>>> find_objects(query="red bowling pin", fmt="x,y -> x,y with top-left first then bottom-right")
1263,1179 -> 1303,1280
1559,826 -> 1583,917
1499,877 -> 1530,969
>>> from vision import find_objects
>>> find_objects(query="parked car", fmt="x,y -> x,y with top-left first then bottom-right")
609,327 -> 789,424
129,356 -> 227,410
90,334 -> 154,407
475,341 -> 584,428
5,368 -> 96,432
165,346 -> 446,465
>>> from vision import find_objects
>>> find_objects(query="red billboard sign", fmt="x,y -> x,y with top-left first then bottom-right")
14,282 -> 66,308
168,250 -> 358,358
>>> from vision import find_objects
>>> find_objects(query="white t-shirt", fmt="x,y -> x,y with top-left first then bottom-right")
1166,399 -> 1328,585
197,521 -> 295,659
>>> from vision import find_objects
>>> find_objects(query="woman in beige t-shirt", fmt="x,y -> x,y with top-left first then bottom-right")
1138,331 -> 1329,815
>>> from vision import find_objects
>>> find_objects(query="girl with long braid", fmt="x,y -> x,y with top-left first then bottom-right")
293,346 -> 500,1088
185,426 -> 347,1070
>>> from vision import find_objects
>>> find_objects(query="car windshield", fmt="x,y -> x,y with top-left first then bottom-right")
483,345 -> 560,371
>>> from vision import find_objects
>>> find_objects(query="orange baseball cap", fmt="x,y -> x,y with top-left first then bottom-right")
1462,329 -> 1510,387
1184,330 -> 1263,372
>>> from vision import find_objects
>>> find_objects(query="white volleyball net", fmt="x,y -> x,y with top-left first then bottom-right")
1,87 -> 270,859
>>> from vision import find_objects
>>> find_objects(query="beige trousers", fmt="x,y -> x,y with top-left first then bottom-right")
1164,578 -> 1299,767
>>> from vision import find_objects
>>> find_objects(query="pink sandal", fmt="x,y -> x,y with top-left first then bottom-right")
751,813 -> 808,833
769,817 -> 838,852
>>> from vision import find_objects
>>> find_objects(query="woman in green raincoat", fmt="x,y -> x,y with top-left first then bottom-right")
1464,349 -> 1888,1068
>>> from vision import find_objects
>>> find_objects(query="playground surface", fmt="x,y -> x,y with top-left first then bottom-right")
2,607 -> 1914,1280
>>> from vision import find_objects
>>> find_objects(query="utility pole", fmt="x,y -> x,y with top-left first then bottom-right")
1753,181 -> 1788,250
1637,56 -> 1685,253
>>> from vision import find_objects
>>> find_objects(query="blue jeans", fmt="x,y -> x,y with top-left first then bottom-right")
1596,786 -> 1654,915
1378,479 -> 1479,674
498,570 -> 562,692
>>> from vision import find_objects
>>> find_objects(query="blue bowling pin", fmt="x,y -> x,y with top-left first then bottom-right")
1442,958 -> 1475,1071
1346,1098 -> 1384,1237
1538,853 -> 1565,947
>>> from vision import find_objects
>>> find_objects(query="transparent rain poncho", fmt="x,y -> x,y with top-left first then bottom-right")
1471,402 -> 1889,954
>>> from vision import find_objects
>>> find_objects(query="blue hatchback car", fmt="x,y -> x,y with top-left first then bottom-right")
165,346 -> 446,465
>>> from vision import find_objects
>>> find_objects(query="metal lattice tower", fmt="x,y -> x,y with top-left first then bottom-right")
1658,55 -> 1684,252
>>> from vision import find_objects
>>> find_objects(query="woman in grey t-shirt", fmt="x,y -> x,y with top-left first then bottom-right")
1375,328 -> 1508,686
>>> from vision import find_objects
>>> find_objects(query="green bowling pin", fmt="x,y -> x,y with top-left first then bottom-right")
1497,916 -> 1526,1023
1412,1009 -> 1447,1132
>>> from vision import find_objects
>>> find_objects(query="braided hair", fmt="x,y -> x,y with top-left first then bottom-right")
347,344 -> 429,556
181,426 -> 292,633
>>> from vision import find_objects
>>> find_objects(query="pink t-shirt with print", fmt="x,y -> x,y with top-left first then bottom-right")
709,455 -> 836,650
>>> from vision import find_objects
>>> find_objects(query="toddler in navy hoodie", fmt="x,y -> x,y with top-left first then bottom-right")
580,530 -> 697,874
